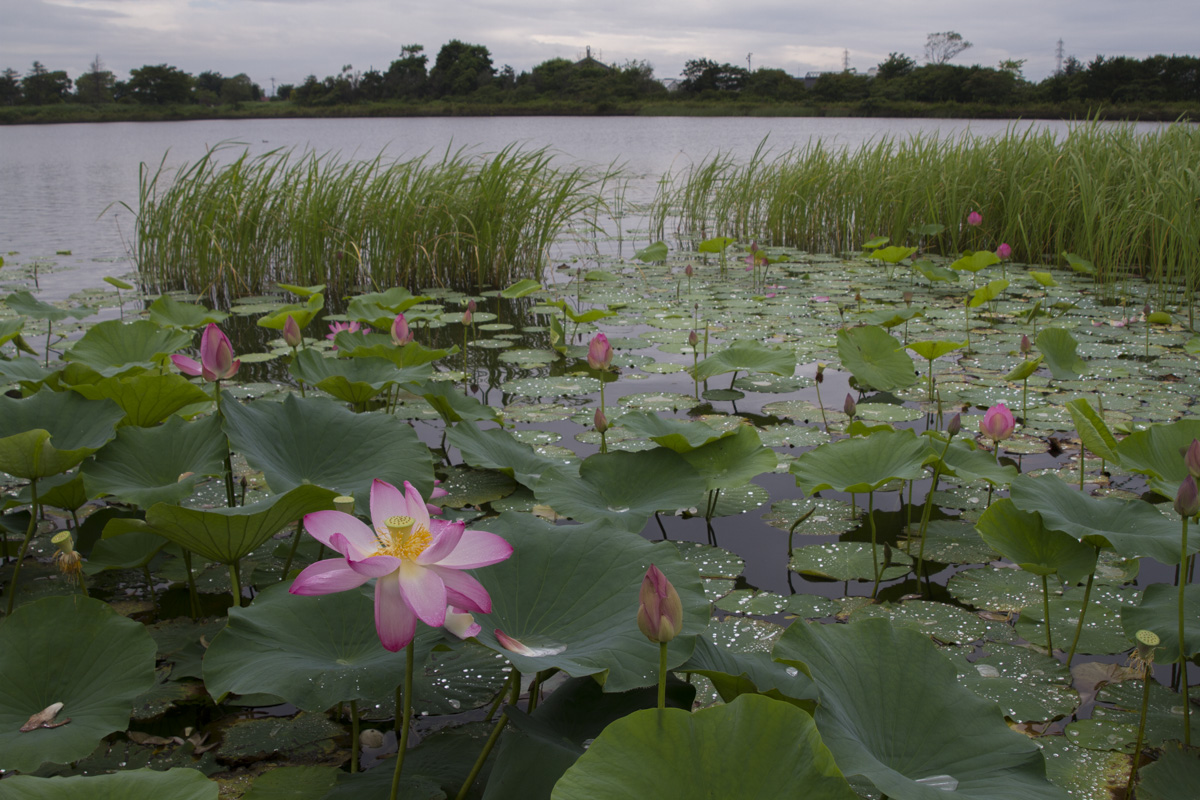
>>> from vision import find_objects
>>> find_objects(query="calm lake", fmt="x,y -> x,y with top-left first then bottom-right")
0,115 -> 1173,301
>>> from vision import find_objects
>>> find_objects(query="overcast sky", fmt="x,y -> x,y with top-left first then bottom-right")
5,0 -> 1197,91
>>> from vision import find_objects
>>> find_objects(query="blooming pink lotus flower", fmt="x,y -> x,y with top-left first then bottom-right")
587,332 -> 613,371
967,211 -> 983,226
996,243 -> 1012,260
980,403 -> 1015,442
637,564 -> 683,644
171,323 -> 240,382
290,479 -> 512,651
326,321 -> 369,349
391,313 -> 414,346
445,606 -> 481,639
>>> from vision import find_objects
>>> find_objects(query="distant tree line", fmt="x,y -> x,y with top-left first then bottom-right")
2,42 -> 1198,110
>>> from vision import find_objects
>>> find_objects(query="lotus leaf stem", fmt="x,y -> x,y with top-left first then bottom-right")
390,640 -> 417,800
658,640 -> 668,710
1180,515 -> 1191,746
228,559 -> 242,608
142,565 -> 154,619
183,548 -> 201,620
350,699 -> 360,772
868,492 -> 880,598
1041,574 -> 1054,655
281,519 -> 304,580
455,669 -> 519,800
1065,559 -> 1098,668
5,478 -> 39,615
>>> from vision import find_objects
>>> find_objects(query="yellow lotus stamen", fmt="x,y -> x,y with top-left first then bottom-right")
375,515 -> 431,561
51,532 -> 83,582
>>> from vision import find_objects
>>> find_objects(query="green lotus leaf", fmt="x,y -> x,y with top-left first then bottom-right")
1008,473 -> 1188,564
790,540 -> 912,582
870,245 -> 918,263
69,372 -> 213,427
500,278 -> 543,298
634,241 -> 668,262
1060,252 -> 1095,275
950,250 -> 1002,273
220,393 -> 434,505
0,356 -> 60,392
62,320 -> 192,376
1064,398 -> 1119,463
975,499 -> 1097,583
147,296 -> 229,328
4,290 -> 92,322
257,292 -> 324,330
680,632 -> 817,708
446,421 -> 567,490
679,425 -> 777,492
82,414 -> 227,508
277,282 -> 326,298
1114,418 -> 1200,500
203,584 -> 442,711
337,339 -> 455,370
534,449 -> 703,532
1029,271 -> 1058,287
1036,328 -> 1087,380
911,222 -> 946,236
968,279 -> 1009,308
0,317 -> 25,347
949,642 -> 1078,724
472,513 -> 708,693
83,529 -> 168,574
836,325 -> 917,392
1121,583 -> 1200,658
1135,743 -> 1200,800
689,339 -> 796,383
0,768 -> 217,799
142,484 -> 337,564
863,235 -> 890,249
790,428 -> 929,495
912,259 -> 959,283
922,437 -> 1018,487
346,286 -> 432,318
906,339 -> 964,361
616,411 -> 725,452
0,596 -> 157,774
548,300 -> 615,325
551,694 -> 856,800
0,388 -> 124,478
774,618 -> 1066,800
1004,354 -> 1044,382
288,349 -> 409,404
860,308 -> 923,330
484,676 -> 696,800
412,380 -> 500,424
698,236 -> 735,253
26,469 -> 87,512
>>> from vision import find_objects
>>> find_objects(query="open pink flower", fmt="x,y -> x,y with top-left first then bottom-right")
290,479 -> 512,651
171,323 -> 240,382
967,211 -> 983,226
326,321 -> 369,350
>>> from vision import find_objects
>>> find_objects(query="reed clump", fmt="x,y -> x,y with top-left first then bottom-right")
136,144 -> 612,298
652,122 -> 1200,300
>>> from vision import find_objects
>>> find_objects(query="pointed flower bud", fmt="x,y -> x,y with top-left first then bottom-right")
1176,475 -> 1199,518
467,299 -> 477,314
594,407 -> 608,434
996,242 -> 1012,260
587,332 -> 613,371
967,211 -> 982,226
391,313 -> 414,346
980,403 -> 1015,442
685,264 -> 694,278
947,413 -> 961,437
688,329 -> 699,348
1187,440 -> 1200,479
171,323 -> 240,382
462,309 -> 473,326
1020,334 -> 1032,354
637,564 -> 683,644
903,291 -> 913,307
843,393 -> 856,419
283,315 -> 302,348
815,362 -> 825,384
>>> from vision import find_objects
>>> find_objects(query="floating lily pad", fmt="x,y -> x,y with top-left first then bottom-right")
1067,679 -> 1200,753
501,375 -> 601,397
0,768 -> 218,799
948,566 -> 1044,612
950,642 -> 1079,723
789,541 -> 912,582
217,712 -> 345,764
850,599 -> 993,644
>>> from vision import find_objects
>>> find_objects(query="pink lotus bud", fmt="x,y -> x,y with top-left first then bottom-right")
685,264 -> 693,278
947,413 -> 961,437
467,299 -> 477,313
283,315 -> 302,348
843,393 -> 856,419
171,323 -> 240,382
462,309 -> 473,326
967,211 -> 983,226
587,333 -> 613,371
1186,440 -> 1200,479
1175,475 -> 1199,518
391,313 -> 414,346
1020,334 -> 1032,354
637,564 -> 683,644
594,407 -> 608,434
903,291 -> 913,307
980,403 -> 1015,442
996,243 -> 1012,260
688,329 -> 699,348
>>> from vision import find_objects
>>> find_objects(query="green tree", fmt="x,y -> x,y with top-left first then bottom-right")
429,40 -> 495,96
876,52 -> 916,81
743,68 -> 806,101
924,32 -> 972,65
680,59 -> 748,93
384,44 -> 428,98
127,64 -> 194,105
22,61 -> 72,105
1,67 -> 24,105
76,55 -> 115,104
220,73 -> 261,104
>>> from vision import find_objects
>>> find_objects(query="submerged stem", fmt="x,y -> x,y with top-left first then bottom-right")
1180,516 -> 1192,747
1041,574 -> 1054,655
5,478 -> 39,616
350,699 -> 360,773
1065,564 -> 1097,668
455,669 -> 520,800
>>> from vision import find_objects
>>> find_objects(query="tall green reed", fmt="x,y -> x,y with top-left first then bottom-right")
136,144 -> 613,300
